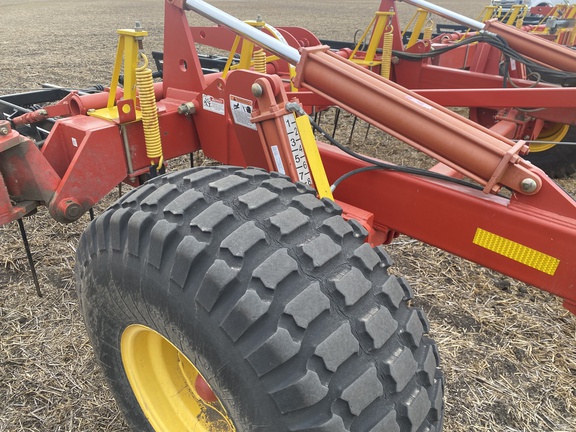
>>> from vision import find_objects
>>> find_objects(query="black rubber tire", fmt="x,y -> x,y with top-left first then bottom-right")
75,166 -> 444,432
524,126 -> 576,178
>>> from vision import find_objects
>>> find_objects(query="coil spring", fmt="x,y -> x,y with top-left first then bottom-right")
135,53 -> 163,167
253,49 -> 267,74
424,20 -> 434,41
381,28 -> 394,79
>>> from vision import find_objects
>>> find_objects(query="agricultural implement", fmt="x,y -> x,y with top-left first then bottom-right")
160,0 -> 576,177
265,0 -> 576,177
1,0 -> 576,430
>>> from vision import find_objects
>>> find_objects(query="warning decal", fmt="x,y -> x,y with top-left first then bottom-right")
202,94 -> 225,115
230,95 -> 257,130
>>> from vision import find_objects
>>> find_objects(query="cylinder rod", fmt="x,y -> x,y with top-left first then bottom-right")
399,0 -> 485,30
185,0 -> 302,65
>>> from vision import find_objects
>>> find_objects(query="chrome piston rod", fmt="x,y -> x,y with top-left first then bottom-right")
399,0 -> 486,31
184,0 -> 302,65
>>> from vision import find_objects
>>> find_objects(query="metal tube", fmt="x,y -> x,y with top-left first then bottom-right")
184,0 -> 302,65
399,0 -> 486,30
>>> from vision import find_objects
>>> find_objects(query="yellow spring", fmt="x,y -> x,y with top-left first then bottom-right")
136,53 -> 163,167
253,49 -> 267,74
424,20 -> 434,41
381,27 -> 394,79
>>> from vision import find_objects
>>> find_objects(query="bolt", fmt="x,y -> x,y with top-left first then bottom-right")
0,127 -> 9,136
520,178 -> 538,193
177,102 -> 196,115
65,201 -> 83,220
251,83 -> 263,98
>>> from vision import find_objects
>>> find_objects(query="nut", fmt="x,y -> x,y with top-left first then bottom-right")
177,102 -> 196,115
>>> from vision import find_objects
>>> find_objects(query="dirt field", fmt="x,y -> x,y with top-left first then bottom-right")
1,0 -> 576,431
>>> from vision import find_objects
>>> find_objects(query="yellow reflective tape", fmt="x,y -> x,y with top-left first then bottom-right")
295,115 -> 334,201
473,228 -> 560,276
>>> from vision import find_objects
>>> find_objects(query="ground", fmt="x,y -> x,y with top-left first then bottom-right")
1,0 -> 576,431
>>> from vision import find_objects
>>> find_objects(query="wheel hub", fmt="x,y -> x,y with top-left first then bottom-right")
120,324 -> 235,431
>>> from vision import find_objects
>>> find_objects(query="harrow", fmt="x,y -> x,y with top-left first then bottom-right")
1,0 -> 576,430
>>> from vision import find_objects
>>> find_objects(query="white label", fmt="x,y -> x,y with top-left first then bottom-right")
510,59 -> 517,71
202,94 -> 225,115
71,137 -> 78,147
230,95 -> 257,130
283,114 -> 312,185
271,145 -> 286,174
406,95 -> 433,111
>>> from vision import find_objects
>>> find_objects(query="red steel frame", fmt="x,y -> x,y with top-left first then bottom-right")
0,0 -> 575,315
368,1 -> 576,129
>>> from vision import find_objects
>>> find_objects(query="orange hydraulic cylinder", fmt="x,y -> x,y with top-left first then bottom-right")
484,20 -> 576,72
293,46 -> 540,195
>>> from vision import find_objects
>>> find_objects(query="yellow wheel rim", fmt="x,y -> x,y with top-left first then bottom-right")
121,324 -> 236,432
531,123 -> 570,153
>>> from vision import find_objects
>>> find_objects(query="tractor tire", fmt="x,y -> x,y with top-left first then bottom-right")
470,108 -> 576,178
75,166 -> 444,432
524,124 -> 576,178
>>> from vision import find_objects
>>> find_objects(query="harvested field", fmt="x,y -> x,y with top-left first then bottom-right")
1,0 -> 576,431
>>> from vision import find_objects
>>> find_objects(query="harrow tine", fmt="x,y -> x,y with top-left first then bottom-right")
316,110 -> 323,130
17,218 -> 42,297
363,122 -> 372,144
348,115 -> 359,145
332,107 -> 341,138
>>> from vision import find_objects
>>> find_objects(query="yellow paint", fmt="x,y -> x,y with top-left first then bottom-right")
405,9 -> 430,49
350,12 -> 395,66
473,228 -> 560,276
295,114 -> 334,200
531,123 -> 569,153
121,324 -> 235,431
477,6 -> 499,23
89,28 -> 147,122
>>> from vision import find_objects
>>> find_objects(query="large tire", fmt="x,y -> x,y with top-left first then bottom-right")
524,124 -> 576,178
75,166 -> 444,432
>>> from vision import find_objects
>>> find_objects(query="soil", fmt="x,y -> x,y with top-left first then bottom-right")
1,1 -> 576,431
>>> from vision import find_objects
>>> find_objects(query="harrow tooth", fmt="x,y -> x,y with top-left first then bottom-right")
17,218 -> 42,297
332,107 -> 342,138
348,115 -> 359,145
